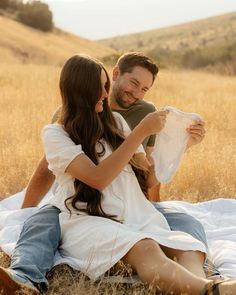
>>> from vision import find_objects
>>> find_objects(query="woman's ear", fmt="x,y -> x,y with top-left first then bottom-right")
112,65 -> 120,81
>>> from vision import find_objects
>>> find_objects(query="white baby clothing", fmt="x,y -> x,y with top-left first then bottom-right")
153,106 -> 202,183
42,112 -> 206,281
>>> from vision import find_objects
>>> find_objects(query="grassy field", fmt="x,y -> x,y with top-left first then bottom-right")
0,63 -> 235,201
0,64 -> 235,294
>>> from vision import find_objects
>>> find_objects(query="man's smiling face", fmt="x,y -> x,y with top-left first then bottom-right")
112,66 -> 154,109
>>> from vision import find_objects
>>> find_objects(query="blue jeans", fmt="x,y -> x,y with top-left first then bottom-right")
10,203 -> 219,292
153,202 -> 208,249
10,205 -> 61,293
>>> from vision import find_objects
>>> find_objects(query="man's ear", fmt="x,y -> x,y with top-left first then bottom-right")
112,65 -> 120,81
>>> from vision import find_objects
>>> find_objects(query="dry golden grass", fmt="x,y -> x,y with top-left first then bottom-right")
0,64 -> 235,201
0,64 -> 235,294
0,252 -> 154,295
0,63 -> 60,197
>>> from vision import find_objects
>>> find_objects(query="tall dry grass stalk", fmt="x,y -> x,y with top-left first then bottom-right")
0,64 -> 235,201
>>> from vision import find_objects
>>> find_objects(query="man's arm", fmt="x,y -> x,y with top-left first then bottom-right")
145,145 -> 160,202
21,156 -> 55,208
186,120 -> 205,150
21,107 -> 62,208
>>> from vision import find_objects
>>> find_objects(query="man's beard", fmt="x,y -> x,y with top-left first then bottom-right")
112,88 -> 135,109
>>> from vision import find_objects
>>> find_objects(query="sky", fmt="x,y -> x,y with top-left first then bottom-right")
43,0 -> 236,40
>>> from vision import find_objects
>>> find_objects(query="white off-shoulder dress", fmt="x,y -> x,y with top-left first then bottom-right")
42,112 -> 206,281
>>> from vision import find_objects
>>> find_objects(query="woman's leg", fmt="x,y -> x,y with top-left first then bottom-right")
161,246 -> 206,278
153,203 -> 221,278
122,238 -> 236,295
122,238 -> 209,295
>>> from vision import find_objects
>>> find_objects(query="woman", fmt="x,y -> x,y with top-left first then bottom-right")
42,54 -> 236,294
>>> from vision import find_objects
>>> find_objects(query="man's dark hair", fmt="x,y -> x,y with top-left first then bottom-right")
117,52 -> 159,82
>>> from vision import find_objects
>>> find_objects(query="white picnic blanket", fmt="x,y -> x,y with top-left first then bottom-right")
0,190 -> 236,279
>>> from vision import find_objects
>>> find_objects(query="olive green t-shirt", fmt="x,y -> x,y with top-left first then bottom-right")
113,100 -> 156,149
51,100 -> 157,150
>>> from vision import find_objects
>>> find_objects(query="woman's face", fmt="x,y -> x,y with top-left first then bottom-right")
95,70 -> 108,113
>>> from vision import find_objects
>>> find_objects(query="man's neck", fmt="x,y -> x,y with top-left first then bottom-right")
110,95 -> 125,111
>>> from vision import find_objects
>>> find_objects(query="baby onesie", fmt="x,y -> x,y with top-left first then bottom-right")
152,106 -> 202,183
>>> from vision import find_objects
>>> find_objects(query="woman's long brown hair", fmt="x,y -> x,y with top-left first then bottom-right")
59,54 -> 148,220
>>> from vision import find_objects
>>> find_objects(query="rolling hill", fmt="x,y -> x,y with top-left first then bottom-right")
0,15 -> 117,66
99,12 -> 236,74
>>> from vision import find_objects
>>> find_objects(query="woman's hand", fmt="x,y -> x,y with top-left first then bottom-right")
137,110 -> 169,137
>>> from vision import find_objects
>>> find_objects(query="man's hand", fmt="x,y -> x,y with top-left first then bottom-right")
186,120 -> 206,150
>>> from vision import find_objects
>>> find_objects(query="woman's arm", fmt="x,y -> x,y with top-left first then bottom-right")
66,123 -> 148,191
44,111 -> 167,191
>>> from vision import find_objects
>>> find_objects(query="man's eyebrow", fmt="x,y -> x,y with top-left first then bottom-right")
131,78 -> 150,91
130,78 -> 139,84
142,85 -> 149,91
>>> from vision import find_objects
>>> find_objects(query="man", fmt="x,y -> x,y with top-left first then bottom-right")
0,52 -> 218,295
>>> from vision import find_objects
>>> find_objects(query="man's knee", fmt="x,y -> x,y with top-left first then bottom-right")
21,205 -> 61,236
164,212 -> 207,247
164,212 -> 205,233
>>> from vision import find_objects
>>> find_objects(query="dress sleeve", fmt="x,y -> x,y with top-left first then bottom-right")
112,112 -> 145,154
42,124 -> 84,175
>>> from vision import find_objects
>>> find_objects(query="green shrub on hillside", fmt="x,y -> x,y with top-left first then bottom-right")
1,0 -> 53,32
18,0 -> 53,32
146,41 -> 236,75
181,42 -> 236,74
147,47 -> 182,69
181,49 -> 215,69
2,0 -> 24,11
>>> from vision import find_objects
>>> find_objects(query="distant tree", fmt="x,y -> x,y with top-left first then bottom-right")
137,40 -> 144,48
18,0 -> 53,32
0,0 -> 9,9
8,0 -> 23,10
181,49 -> 214,69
